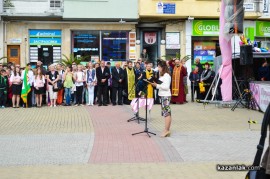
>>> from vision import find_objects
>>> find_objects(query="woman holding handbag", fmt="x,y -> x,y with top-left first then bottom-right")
34,67 -> 45,108
46,64 -> 59,107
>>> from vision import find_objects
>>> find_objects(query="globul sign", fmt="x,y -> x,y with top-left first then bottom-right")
256,21 -> 270,37
192,20 -> 219,36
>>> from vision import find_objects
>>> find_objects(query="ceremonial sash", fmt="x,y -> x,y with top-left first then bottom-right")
146,70 -> 154,98
172,66 -> 181,96
127,68 -> 135,100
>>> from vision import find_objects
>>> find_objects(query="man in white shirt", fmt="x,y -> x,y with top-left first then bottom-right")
21,63 -> 34,107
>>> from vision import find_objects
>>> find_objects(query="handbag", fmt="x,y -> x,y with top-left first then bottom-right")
199,82 -> 205,93
246,104 -> 270,179
53,82 -> 59,92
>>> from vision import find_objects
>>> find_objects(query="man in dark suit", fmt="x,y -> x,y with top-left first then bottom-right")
111,62 -> 124,106
96,60 -> 111,106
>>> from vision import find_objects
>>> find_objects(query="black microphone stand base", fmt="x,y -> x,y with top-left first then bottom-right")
132,128 -> 156,138
127,115 -> 146,123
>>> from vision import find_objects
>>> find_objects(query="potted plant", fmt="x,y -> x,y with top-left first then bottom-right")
162,52 -> 191,62
3,0 -> 15,13
0,57 -> 7,63
60,54 -> 89,67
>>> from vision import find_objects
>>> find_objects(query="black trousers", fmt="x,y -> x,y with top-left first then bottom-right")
155,89 -> 160,104
98,85 -> 108,105
201,86 -> 212,100
191,84 -> 200,101
42,87 -> 46,105
107,86 -> 112,104
112,87 -> 123,105
26,87 -> 32,107
76,86 -> 83,105
0,89 -> 7,106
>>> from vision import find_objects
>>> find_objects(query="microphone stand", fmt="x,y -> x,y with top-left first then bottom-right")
132,82 -> 156,137
127,73 -> 145,123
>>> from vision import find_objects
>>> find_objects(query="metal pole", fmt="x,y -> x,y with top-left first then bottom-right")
203,65 -> 220,102
211,65 -> 224,101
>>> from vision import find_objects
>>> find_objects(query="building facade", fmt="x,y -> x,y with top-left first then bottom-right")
139,0 -> 269,72
1,0 -> 138,66
1,0 -> 270,72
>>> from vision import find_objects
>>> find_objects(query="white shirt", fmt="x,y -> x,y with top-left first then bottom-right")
58,70 -> 64,81
21,70 -> 34,86
156,73 -> 171,97
75,71 -> 85,86
34,75 -> 45,88
10,74 -> 21,85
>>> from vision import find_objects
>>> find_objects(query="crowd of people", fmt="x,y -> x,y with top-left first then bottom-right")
0,57 -> 215,109
0,57 -> 217,137
189,58 -> 216,101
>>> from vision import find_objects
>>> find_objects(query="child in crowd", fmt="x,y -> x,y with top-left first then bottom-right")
0,69 -> 8,108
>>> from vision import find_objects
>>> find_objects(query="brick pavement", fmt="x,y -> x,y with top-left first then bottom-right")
0,106 -> 95,167
0,107 -> 93,135
87,105 -> 165,163
0,101 -> 265,178
0,163 -> 250,179
149,102 -> 263,132
0,133 -> 93,166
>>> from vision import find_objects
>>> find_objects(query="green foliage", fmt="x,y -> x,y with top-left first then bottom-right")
162,52 -> 191,62
60,54 -> 89,67
0,57 -> 7,62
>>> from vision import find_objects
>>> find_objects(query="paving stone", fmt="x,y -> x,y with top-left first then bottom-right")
0,133 -> 94,166
0,101 -> 265,178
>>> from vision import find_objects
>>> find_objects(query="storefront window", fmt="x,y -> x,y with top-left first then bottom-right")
72,31 -> 100,61
191,37 -> 221,70
29,29 -> 62,66
102,31 -> 128,61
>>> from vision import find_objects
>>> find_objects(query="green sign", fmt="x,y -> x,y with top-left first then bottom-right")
245,27 -> 255,41
256,21 -> 270,37
192,20 -> 219,36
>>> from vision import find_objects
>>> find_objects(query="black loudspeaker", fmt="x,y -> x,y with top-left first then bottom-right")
240,45 -> 253,65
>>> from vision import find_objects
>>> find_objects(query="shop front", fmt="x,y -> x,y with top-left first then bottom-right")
71,30 -> 131,64
191,20 -> 221,69
29,29 -> 62,66
255,21 -> 270,49
234,21 -> 270,81
136,23 -> 165,67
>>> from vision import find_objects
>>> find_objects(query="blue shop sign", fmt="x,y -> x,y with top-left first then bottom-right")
29,29 -> 62,38
29,38 -> 62,46
163,3 -> 175,14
